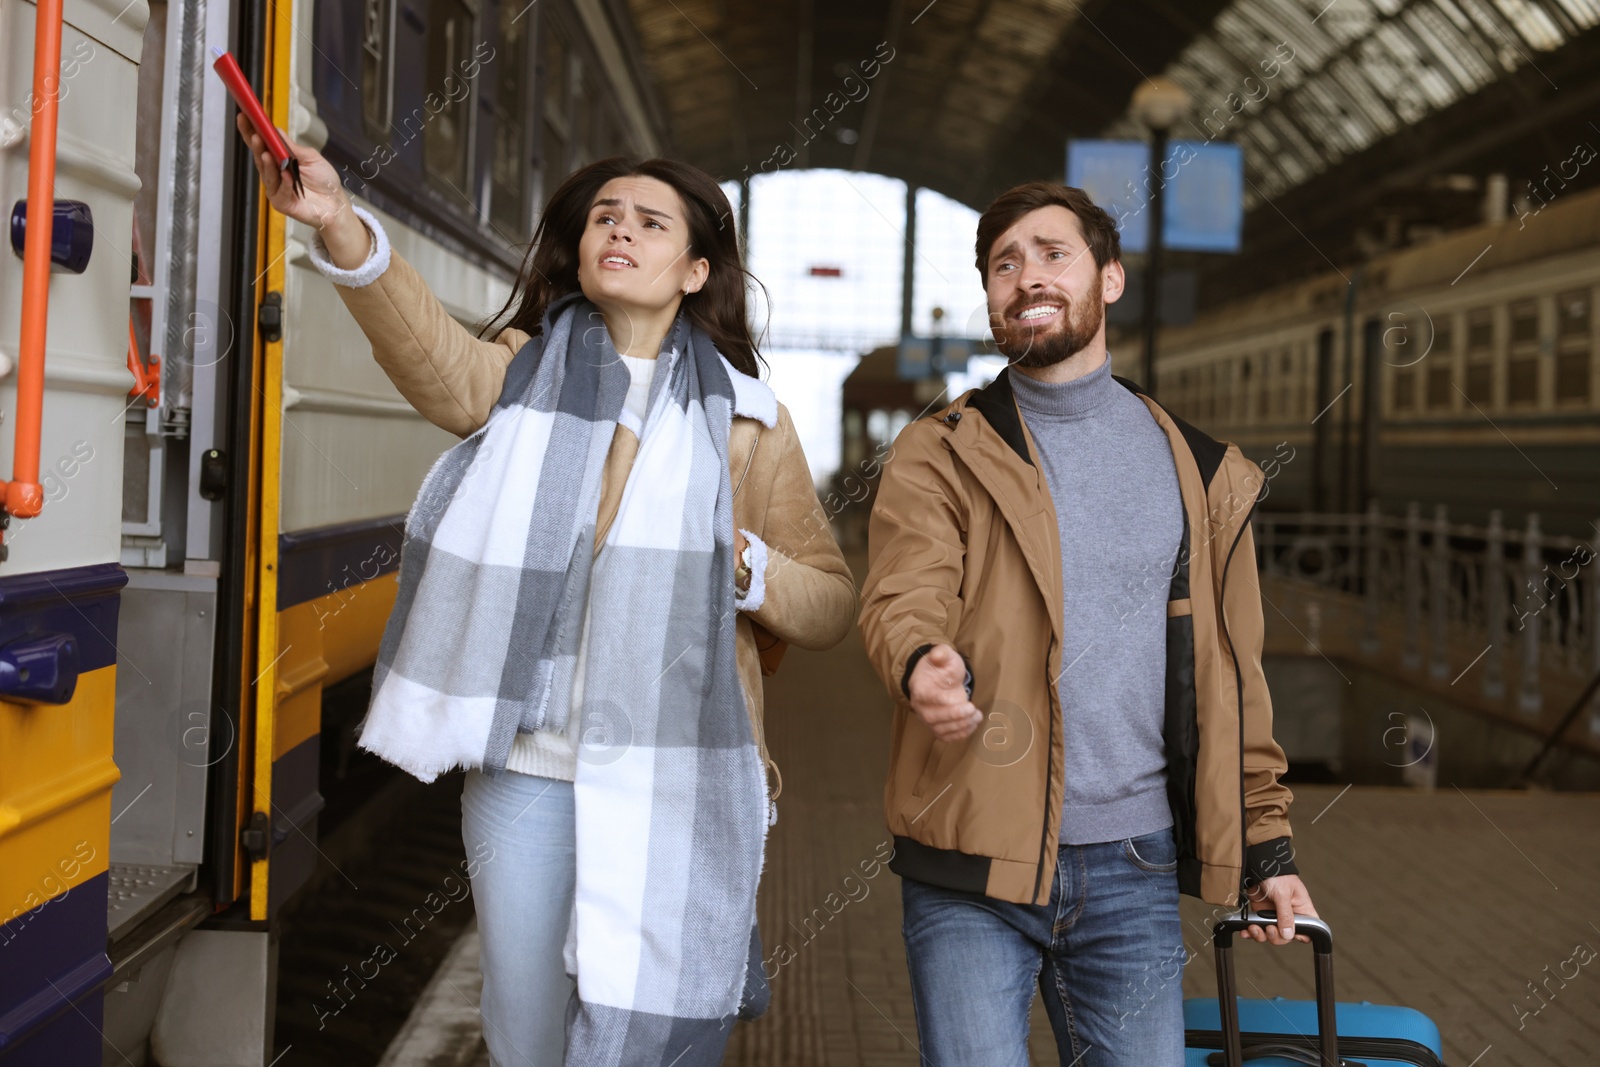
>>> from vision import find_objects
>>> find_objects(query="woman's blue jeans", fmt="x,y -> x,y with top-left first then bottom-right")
460,768 -> 576,1067
900,826 -> 1188,1067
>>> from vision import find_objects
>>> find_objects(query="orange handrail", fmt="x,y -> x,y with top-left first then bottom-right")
2,0 -> 65,520
126,319 -> 159,406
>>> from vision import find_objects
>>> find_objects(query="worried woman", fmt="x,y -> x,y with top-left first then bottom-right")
237,116 -> 856,1067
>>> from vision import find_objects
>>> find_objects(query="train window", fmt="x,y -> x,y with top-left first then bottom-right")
1465,362 -> 1493,405
313,0 -> 546,272
1430,317 -> 1453,362
574,72 -> 598,168
1298,342 -> 1310,416
489,0 -> 533,236
1509,300 -> 1539,345
597,105 -> 628,159
1238,356 -> 1251,423
542,23 -> 570,204
362,0 -> 393,137
1393,367 -> 1416,411
1556,289 -> 1591,404
1466,309 -> 1493,353
1425,362 -> 1452,410
545,20 -> 570,115
1506,299 -> 1539,407
1558,290 -> 1591,337
1425,316 -> 1453,411
1464,308 -> 1493,405
422,0 -> 478,205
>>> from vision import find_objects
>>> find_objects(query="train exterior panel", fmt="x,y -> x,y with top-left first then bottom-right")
1146,185 -> 1600,538
0,0 -> 668,1062
0,1 -> 150,1061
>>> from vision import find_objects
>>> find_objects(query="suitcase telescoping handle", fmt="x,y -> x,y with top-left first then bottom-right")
1213,911 -> 1339,1067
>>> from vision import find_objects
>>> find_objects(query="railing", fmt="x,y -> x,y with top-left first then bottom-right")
0,0 -> 66,534
1255,504 -> 1600,743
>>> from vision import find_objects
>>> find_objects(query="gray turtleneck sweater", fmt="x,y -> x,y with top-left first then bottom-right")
1008,357 -> 1185,846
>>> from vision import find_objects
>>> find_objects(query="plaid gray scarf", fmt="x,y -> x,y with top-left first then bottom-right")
360,294 -> 767,1064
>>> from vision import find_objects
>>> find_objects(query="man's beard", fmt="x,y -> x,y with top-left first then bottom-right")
991,283 -> 1105,369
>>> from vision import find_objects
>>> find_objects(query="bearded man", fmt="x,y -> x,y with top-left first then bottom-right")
857,182 -> 1318,1066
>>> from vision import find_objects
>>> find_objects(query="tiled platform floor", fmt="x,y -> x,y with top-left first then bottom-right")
388,557 -> 1600,1067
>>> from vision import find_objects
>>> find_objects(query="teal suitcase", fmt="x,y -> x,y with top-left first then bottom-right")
1184,912 -> 1446,1066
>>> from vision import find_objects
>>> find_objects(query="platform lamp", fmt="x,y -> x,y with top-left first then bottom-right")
1130,77 -> 1191,395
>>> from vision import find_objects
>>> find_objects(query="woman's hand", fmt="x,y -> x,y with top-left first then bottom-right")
734,529 -> 751,594
234,113 -> 371,270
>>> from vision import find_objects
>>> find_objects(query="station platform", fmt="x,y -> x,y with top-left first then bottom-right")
378,560 -> 1600,1067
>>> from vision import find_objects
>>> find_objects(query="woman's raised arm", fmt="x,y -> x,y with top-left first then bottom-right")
236,114 -> 520,437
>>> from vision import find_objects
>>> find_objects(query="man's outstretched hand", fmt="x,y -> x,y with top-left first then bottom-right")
908,644 -> 983,743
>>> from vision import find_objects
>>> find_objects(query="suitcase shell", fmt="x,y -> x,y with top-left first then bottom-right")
1184,996 -> 1445,1066
1185,912 -> 1447,1067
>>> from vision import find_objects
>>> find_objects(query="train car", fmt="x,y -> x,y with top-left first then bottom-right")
0,1 -> 662,1064
1147,185 -> 1600,539
834,184 -> 1599,545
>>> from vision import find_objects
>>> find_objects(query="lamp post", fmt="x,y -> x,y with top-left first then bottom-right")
1130,77 -> 1191,395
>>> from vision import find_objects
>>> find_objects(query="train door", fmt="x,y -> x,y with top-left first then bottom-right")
127,1 -> 304,1063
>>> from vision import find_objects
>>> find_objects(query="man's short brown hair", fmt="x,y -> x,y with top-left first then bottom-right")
974,182 -> 1121,281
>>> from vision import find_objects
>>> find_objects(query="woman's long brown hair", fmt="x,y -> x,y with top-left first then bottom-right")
479,157 -> 765,378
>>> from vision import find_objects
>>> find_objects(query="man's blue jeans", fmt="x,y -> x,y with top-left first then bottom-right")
900,826 -> 1188,1067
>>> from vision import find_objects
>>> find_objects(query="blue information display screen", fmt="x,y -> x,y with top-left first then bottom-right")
1066,139 -> 1243,254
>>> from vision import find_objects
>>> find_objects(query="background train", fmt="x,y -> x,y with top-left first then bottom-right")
839,183 -> 1600,544
0,1 -> 662,1064
1151,182 -> 1600,540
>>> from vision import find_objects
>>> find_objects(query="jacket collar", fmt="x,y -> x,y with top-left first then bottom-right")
966,365 -> 1230,495
945,369 -> 1061,635
965,367 -> 1034,467
952,364 -> 1253,569
721,356 -> 778,428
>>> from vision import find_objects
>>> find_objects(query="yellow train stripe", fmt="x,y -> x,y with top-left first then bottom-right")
273,572 -> 398,761
249,0 -> 296,922
0,667 -> 117,919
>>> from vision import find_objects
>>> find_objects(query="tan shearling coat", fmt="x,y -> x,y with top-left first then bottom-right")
328,247 -> 858,793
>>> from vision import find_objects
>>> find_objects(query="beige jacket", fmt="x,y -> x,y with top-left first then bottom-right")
859,367 -> 1297,907
322,229 -> 858,788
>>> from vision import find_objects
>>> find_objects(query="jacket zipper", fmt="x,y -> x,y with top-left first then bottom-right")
944,411 -> 1059,905
1032,670 -> 1058,903
1217,483 -> 1266,908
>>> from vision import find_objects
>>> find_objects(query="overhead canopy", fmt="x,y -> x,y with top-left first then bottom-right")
622,0 -> 1231,206
1103,0 -> 1600,208
622,0 -> 1600,290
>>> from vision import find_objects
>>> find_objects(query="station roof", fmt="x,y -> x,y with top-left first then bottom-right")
622,0 -> 1600,292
